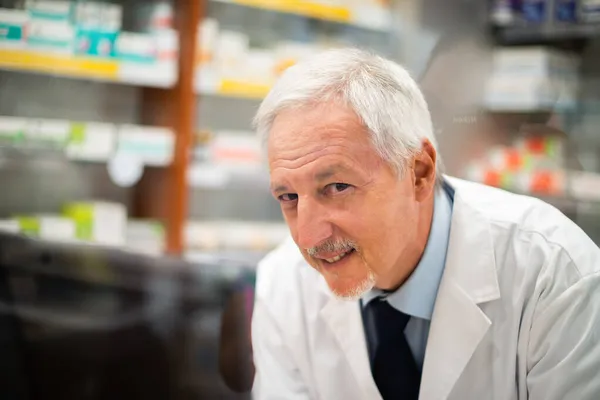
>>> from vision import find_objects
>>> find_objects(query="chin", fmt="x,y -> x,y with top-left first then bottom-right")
302,250 -> 375,300
322,271 -> 375,301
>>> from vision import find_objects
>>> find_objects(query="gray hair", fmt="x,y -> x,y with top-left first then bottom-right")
253,47 -> 443,178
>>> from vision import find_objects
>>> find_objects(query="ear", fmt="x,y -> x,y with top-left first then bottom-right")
413,139 -> 437,202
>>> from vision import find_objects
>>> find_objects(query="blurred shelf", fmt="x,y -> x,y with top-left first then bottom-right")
196,77 -> 271,99
188,162 -> 268,189
483,101 -> 576,113
0,117 -> 175,167
0,47 -> 177,88
496,23 -> 600,45
211,0 -> 392,31
185,250 -> 266,267
468,170 -> 600,214
185,220 -> 287,254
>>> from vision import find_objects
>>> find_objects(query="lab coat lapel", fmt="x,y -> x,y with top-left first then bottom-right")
419,182 -> 501,400
320,294 -> 382,400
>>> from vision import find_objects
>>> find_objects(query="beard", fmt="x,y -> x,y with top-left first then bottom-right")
303,238 -> 376,301
328,268 -> 376,301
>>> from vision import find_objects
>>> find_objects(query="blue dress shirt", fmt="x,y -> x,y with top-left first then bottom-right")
361,184 -> 454,370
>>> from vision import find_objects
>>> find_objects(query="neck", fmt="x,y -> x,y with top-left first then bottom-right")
378,193 -> 436,291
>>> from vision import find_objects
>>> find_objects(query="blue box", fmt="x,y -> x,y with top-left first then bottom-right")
522,0 -> 548,23
556,0 -> 578,22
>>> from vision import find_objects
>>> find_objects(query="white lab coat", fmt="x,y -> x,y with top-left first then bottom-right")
251,177 -> 600,400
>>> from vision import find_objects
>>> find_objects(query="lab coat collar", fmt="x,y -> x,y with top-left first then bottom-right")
318,176 -> 501,400
419,176 -> 501,400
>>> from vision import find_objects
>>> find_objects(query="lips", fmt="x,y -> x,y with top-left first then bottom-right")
322,249 -> 355,264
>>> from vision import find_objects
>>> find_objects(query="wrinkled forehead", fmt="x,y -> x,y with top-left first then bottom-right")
267,102 -> 370,155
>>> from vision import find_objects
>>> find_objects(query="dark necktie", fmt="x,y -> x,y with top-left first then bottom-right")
365,298 -> 421,400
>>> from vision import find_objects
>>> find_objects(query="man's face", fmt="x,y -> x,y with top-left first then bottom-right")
267,102 -> 424,300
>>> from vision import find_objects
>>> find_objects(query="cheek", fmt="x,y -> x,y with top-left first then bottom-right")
357,201 -> 417,273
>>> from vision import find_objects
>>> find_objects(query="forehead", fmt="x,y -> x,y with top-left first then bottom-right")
267,102 -> 375,164
266,102 -> 386,189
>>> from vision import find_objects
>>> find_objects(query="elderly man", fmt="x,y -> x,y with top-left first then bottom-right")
250,48 -> 600,400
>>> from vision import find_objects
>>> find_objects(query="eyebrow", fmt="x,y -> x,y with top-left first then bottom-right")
271,184 -> 289,195
315,164 -> 347,181
270,164 -> 353,195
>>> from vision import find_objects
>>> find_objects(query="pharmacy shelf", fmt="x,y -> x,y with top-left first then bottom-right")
467,170 -> 600,214
0,47 -> 177,88
188,162 -> 269,189
497,23 -> 600,45
211,0 -> 392,31
196,77 -> 271,99
185,220 -> 288,253
0,116 -> 175,166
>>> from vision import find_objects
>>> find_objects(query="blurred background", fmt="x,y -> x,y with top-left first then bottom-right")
0,0 -> 599,397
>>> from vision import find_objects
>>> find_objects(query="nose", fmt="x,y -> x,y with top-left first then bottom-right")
295,197 -> 333,251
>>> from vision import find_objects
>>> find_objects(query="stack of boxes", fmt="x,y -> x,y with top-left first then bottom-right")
189,129 -> 266,188
0,201 -> 166,255
464,134 -> 568,196
491,0 -> 600,25
485,46 -> 580,111
0,1 -> 178,69
195,17 -> 329,94
0,116 -> 175,165
195,0 -> 392,93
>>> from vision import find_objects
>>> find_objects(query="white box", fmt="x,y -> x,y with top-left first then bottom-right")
74,2 -> 102,29
116,32 -> 157,62
27,19 -> 75,52
37,215 -> 76,242
0,219 -> 20,233
125,220 -> 165,256
66,122 -> 117,162
26,0 -> 73,21
0,116 -> 26,143
100,3 -> 122,32
215,30 -> 249,80
63,201 -> 127,246
117,125 -> 175,166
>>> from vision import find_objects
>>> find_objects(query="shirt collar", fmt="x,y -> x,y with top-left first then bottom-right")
361,187 -> 453,320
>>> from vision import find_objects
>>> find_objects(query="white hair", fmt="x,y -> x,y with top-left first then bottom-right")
253,47 -> 443,177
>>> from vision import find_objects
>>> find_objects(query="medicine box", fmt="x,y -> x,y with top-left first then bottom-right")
74,28 -> 118,57
63,201 -> 127,246
0,8 -> 27,44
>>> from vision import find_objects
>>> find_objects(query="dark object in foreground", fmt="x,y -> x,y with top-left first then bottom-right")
0,232 -> 255,400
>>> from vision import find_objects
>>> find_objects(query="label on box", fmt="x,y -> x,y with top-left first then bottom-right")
15,216 -> 40,236
27,0 -> 73,21
27,20 -> 75,51
0,23 -> 25,42
0,116 -> 26,144
23,119 -> 70,148
117,125 -> 174,166
116,32 -> 157,63
74,2 -> 102,29
66,122 -> 117,161
75,29 -> 118,58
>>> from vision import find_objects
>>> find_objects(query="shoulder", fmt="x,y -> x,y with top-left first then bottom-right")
450,177 -> 600,283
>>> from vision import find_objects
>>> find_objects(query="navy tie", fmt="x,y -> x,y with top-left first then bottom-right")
365,298 -> 421,400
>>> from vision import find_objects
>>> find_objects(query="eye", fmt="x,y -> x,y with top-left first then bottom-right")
324,183 -> 352,195
278,193 -> 298,202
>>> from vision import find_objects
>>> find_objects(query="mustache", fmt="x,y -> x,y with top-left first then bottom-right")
306,239 -> 357,257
